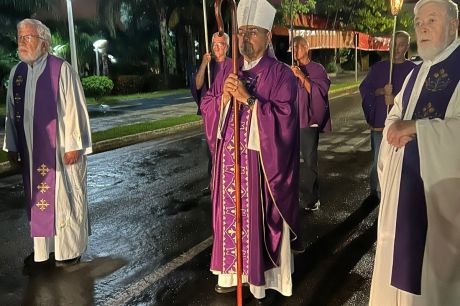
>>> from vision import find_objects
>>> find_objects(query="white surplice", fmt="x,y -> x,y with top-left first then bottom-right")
3,54 -> 92,262
369,41 -> 460,306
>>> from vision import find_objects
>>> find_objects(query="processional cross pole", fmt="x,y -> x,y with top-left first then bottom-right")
388,0 -> 405,113
214,0 -> 243,305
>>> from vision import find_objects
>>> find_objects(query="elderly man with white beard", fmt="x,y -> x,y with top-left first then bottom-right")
369,0 -> 460,305
3,19 -> 92,267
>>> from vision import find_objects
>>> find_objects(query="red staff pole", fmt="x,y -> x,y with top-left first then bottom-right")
214,1 -> 242,305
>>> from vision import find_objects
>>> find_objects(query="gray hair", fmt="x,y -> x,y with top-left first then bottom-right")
17,19 -> 52,44
395,30 -> 411,42
293,36 -> 309,47
414,0 -> 459,20
212,32 -> 230,46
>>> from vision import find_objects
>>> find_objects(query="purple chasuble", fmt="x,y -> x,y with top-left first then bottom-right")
191,57 -> 232,115
201,53 -> 299,285
391,46 -> 460,294
360,60 -> 416,128
13,54 -> 63,237
297,61 -> 332,131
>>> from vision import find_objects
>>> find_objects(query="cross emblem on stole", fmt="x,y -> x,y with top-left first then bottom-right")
15,75 -> 23,86
36,199 -> 49,211
14,94 -> 22,104
37,164 -> 50,177
37,182 -> 50,193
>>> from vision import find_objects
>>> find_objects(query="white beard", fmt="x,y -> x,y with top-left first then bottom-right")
417,31 -> 449,61
19,43 -> 44,64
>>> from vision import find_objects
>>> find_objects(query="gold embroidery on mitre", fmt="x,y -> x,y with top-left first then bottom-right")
15,75 -> 23,86
37,182 -> 50,193
425,68 -> 450,92
14,94 -> 22,104
37,164 -> 50,177
36,199 -> 49,211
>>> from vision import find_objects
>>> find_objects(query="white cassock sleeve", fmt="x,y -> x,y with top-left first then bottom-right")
59,62 -> 92,155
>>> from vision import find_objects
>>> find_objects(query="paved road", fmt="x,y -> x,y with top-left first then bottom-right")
0,91 -> 379,306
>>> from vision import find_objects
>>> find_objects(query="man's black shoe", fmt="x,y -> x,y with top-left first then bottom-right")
214,284 -> 237,294
55,256 -> 81,267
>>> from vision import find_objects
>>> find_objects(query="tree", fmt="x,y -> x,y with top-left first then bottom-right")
315,0 -> 412,34
278,0 -> 316,26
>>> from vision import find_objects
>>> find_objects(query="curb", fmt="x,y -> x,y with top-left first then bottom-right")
0,85 -> 359,176
0,120 -> 203,177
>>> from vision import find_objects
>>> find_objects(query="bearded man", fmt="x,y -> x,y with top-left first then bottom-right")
369,0 -> 460,305
3,19 -> 92,267
200,0 -> 300,300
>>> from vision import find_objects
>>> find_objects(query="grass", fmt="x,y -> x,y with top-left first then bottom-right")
330,81 -> 360,93
92,114 -> 201,142
0,104 -> 5,120
0,151 -> 6,163
86,88 -> 190,105
0,114 -> 201,164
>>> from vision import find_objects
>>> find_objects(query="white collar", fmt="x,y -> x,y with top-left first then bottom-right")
243,56 -> 263,71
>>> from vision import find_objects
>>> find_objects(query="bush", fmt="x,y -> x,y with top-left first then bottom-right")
325,62 -> 338,73
81,76 -> 114,100
113,75 -> 145,95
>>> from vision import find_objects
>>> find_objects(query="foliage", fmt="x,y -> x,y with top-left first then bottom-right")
325,62 -> 337,73
113,74 -> 145,94
81,76 -> 114,99
315,0 -> 412,34
278,0 -> 316,26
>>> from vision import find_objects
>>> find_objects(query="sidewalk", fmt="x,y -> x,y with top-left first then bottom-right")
0,70 -> 364,175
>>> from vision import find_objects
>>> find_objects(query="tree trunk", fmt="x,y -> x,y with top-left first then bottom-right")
153,0 -> 169,78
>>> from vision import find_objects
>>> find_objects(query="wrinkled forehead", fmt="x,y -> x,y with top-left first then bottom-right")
212,35 -> 226,44
415,2 -> 446,20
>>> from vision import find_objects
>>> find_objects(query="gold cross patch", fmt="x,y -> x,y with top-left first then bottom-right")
36,199 -> 49,211
37,182 -> 50,193
37,164 -> 50,177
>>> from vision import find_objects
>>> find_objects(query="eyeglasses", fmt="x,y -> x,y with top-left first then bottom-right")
17,35 -> 44,43
237,28 -> 260,38
212,42 -> 227,48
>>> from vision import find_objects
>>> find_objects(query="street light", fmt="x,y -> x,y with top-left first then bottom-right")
108,54 -> 117,64
93,39 -> 107,76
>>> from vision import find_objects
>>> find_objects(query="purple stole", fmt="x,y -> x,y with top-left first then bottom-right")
391,46 -> 460,294
13,54 -> 63,237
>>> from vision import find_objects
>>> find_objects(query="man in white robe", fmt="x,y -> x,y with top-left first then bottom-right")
3,19 -> 92,266
369,1 -> 460,305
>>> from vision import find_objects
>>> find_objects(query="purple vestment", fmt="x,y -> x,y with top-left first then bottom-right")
297,61 -> 332,131
360,60 -> 416,128
200,53 -> 299,285
13,55 -> 63,237
391,46 -> 460,295
191,57 -> 232,115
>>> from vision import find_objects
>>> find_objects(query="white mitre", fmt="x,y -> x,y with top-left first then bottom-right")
237,0 -> 277,31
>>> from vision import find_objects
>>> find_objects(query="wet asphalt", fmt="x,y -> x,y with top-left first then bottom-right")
0,91 -> 380,306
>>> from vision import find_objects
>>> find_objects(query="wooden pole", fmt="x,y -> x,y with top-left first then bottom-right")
290,0 -> 295,65
202,0 -> 211,88
388,15 -> 398,114
388,0 -> 404,113
215,1 -> 242,305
